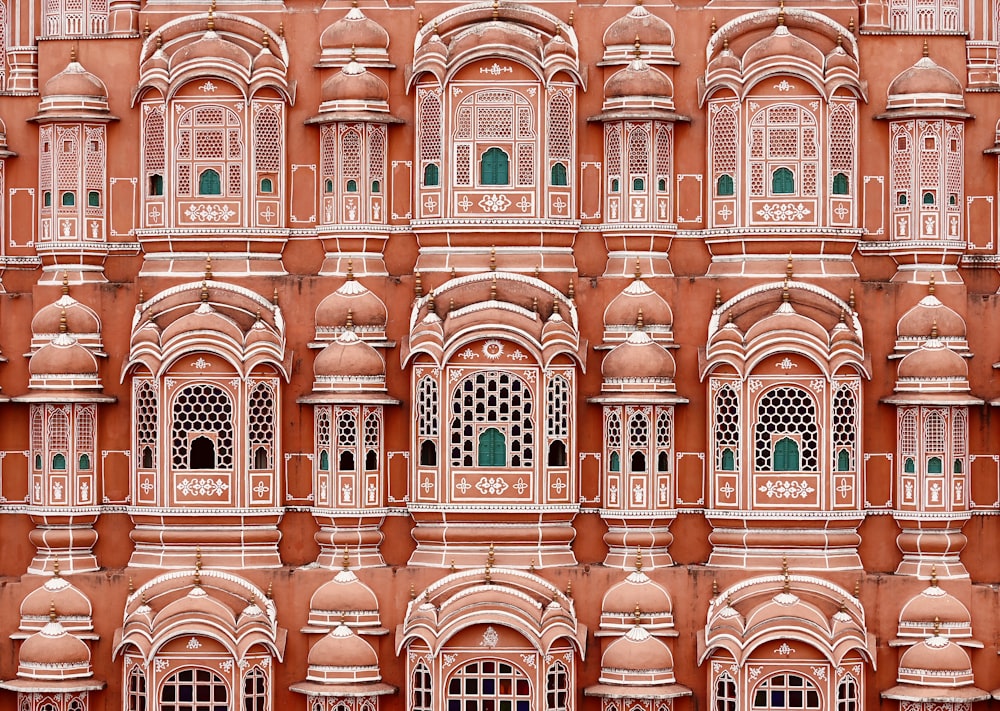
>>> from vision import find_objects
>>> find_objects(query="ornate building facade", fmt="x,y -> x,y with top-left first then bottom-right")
1,1 -> 1000,711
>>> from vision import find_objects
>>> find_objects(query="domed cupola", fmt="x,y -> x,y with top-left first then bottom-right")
894,573 -> 979,647
305,554 -> 386,632
311,324 -> 387,395
290,622 -> 395,700
603,272 -> 674,345
882,46 -> 969,118
25,315 -> 109,397
592,43 -> 688,123
31,52 -> 117,123
16,612 -> 93,680
30,280 -> 104,356
318,2 -> 392,69
602,0 -> 676,65
17,564 -> 95,637
598,552 -> 676,637
601,329 -> 677,394
309,53 -> 401,125
894,281 -> 968,356
314,270 -> 388,343
887,328 -> 980,406
882,622 -> 989,703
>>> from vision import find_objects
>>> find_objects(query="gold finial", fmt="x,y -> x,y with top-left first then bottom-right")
138,289 -> 145,305
635,258 -> 643,281
727,311 -> 734,325
53,559 -> 61,577
529,559 -> 536,572
928,274 -> 935,295
786,253 -> 793,279
636,307 -> 644,330
931,320 -> 938,340
712,579 -> 719,597
848,16 -> 855,34
710,16 -> 717,34
70,47 -> 77,63
782,555 -> 790,593
492,0 -> 499,20
634,36 -> 642,60
427,293 -> 436,313
128,577 -> 135,595
451,267 -> 457,279
450,560 -> 456,573
49,601 -> 58,622
410,584 -> 416,600
346,259 -> 354,280
853,579 -> 861,598
414,271 -> 423,298
634,603 -> 642,625
840,309 -> 846,324
205,255 -> 213,280
930,565 -> 938,586
723,37 -> 729,51
272,288 -> 279,306
635,547 -> 643,572
534,265 -> 541,279
532,297 -> 538,314
782,279 -> 790,303
195,547 -> 202,571
278,21 -> 284,38
207,0 -> 215,31
351,44 -> 357,62
848,288 -> 856,312
489,246 -> 497,272
568,279 -> 575,300
143,19 -> 151,38
840,598 -> 848,613
261,32 -> 269,49
922,39 -> 929,58
777,0 -> 785,26
193,565 -> 202,588
62,271 -> 69,296
342,548 -> 351,571
59,308 -> 68,334
487,542 -> 496,567
140,590 -> 147,606
201,281 -> 209,303
490,274 -> 498,300
566,579 -> 573,598
553,299 -> 561,316
449,297 -> 455,313
255,308 -> 262,324
715,288 -> 722,308
568,10 -> 574,26
266,581 -> 273,599
346,308 -> 355,331
418,13 -> 424,28
933,615 -> 941,634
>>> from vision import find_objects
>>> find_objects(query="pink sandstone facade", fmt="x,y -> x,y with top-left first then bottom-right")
2,1 -> 1000,711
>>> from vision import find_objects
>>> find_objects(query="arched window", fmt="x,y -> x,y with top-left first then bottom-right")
62,191 -> 76,206
365,450 -> 378,471
346,179 -> 359,193
548,440 -> 567,466
657,451 -> 669,472
319,450 -> 330,471
753,673 -> 821,710
339,451 -> 356,471
171,383 -> 234,471
452,371 -> 533,468
448,660 -> 531,711
922,191 -> 935,205
551,162 -> 568,186
715,384 -> 740,470
721,448 -> 735,471
412,663 -> 432,711
199,169 -> 222,195
754,387 -> 818,471
545,662 -> 569,711
128,665 -> 147,711
904,457 -> 915,473
423,163 -> 440,186
243,667 -> 268,711
771,167 -> 795,194
161,668 -> 228,711
837,449 -> 850,472
253,447 -> 268,470
610,451 -> 621,472
773,437 -> 800,471
149,174 -> 164,196
88,190 -> 101,207
79,453 -> 92,470
479,427 -> 506,467
53,453 -> 66,470
481,147 -> 510,185
836,675 -> 858,711
632,177 -> 645,191
324,178 -> 334,193
420,440 -> 437,466
716,673 -> 737,711
631,451 -> 646,472
44,191 -> 52,207
928,456 -> 943,474
832,172 -> 849,195
717,174 -> 734,196
259,177 -> 273,193
190,436 -> 216,469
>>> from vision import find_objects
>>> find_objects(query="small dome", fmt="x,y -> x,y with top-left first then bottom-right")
20,575 -> 93,632
605,59 -> 674,100
743,25 -> 825,74
601,625 -> 674,678
321,61 -> 389,104
897,339 -> 967,381
310,569 -> 379,618
320,7 -> 390,52
825,41 -> 859,75
602,330 -> 675,380
252,43 -> 284,74
29,334 -> 98,377
898,635 -> 973,685
603,4 -> 674,52
314,330 -> 385,379
898,582 -> 973,640
602,570 -> 673,619
897,295 -> 966,340
31,296 -> 100,336
887,55 -> 964,111
604,279 -> 672,330
707,43 -> 741,74
309,624 -> 379,668
315,278 -> 388,335
171,32 -> 252,73
43,60 -> 108,99
19,620 -> 91,678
